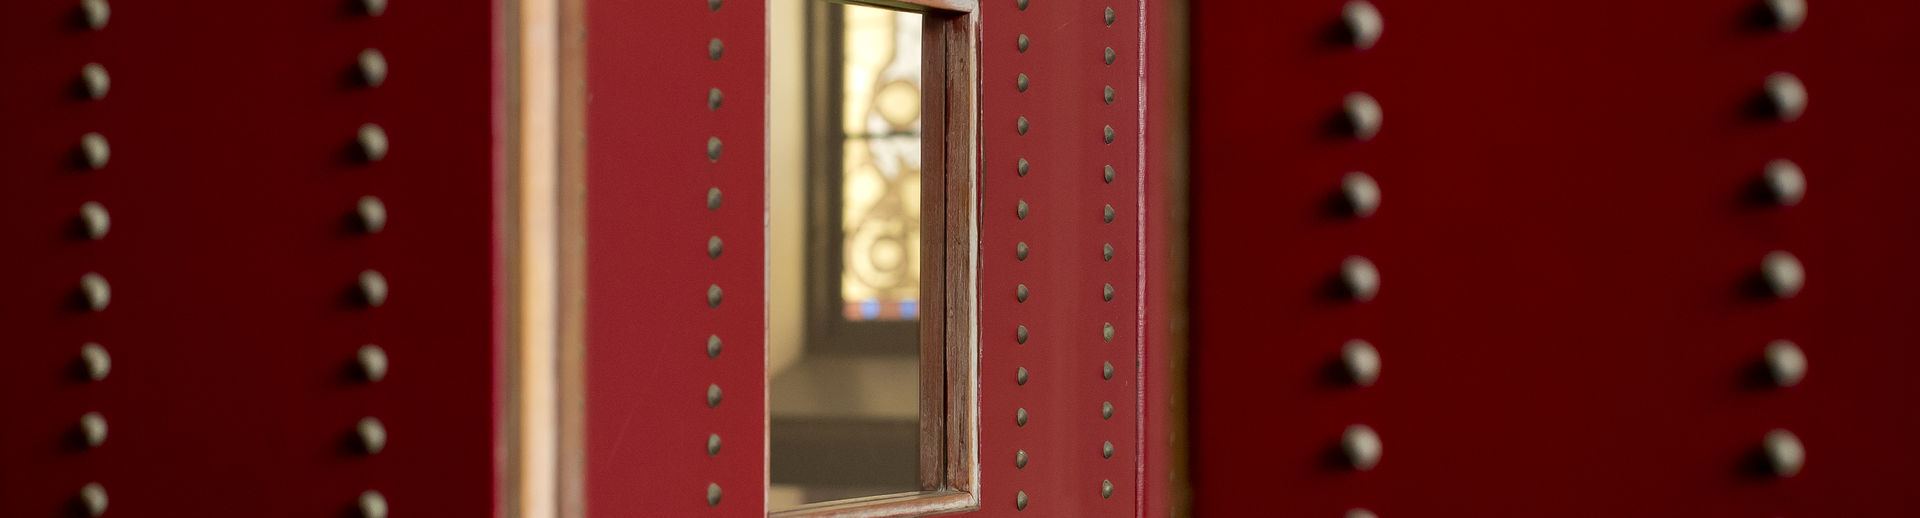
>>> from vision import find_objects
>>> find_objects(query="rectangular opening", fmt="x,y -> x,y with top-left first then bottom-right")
767,0 -> 977,515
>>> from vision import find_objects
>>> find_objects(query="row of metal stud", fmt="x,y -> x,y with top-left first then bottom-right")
70,1 -> 113,516
703,0 -> 728,510
1094,1 -> 1121,508
1011,0 -> 1033,511
348,0 -> 394,517
1750,0 -> 1811,488
1332,3 -> 1384,518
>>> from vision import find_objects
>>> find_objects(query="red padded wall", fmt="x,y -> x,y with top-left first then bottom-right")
582,0 -> 768,515
0,1 -> 499,516
1190,0 -> 1920,515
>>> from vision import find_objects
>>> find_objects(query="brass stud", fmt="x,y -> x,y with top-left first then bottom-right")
1016,408 -> 1029,426
358,345 -> 389,383
79,342 -> 111,381
1017,325 -> 1029,344
707,384 -> 722,408
1102,323 -> 1115,342
80,273 -> 111,312
1101,480 -> 1114,498
1017,158 -> 1030,177
1347,509 -> 1379,518
79,0 -> 110,30
1342,0 -> 1385,50
1018,34 -> 1030,52
707,284 -> 723,307
1104,7 -> 1115,26
1017,200 -> 1030,220
1763,0 -> 1807,33
358,49 -> 388,87
1342,171 -> 1382,218
1343,92 -> 1383,141
358,270 -> 389,308
1763,72 -> 1808,123
1016,283 -> 1029,302
707,136 -> 722,161
709,0 -> 723,12
1762,159 -> 1805,207
359,490 -> 389,518
1763,429 -> 1805,477
1102,283 -> 1114,302
708,38 -> 724,61
78,411 -> 108,448
1104,165 -> 1115,183
707,187 -> 723,210
1102,361 -> 1114,380
358,124 -> 389,162
1103,47 -> 1116,65
1017,73 -> 1030,92
1340,256 -> 1381,302
79,132 -> 110,170
708,236 -> 723,259
1342,424 -> 1383,471
1016,367 -> 1029,385
1103,244 -> 1115,262
1016,491 -> 1029,510
1342,339 -> 1381,387
708,88 -> 723,110
357,416 -> 387,455
78,202 -> 110,240
1103,125 -> 1115,144
707,335 -> 722,358
357,196 -> 387,234
1102,440 -> 1114,459
707,433 -> 721,455
77,483 -> 108,517
1103,204 -> 1115,223
1017,0 -> 1028,10
1101,401 -> 1114,419
1017,242 -> 1030,260
1104,86 -> 1115,105
1764,339 -> 1807,388
359,0 -> 387,16
80,63 -> 110,100
707,483 -> 723,507
1018,116 -> 1030,135
1015,449 -> 1029,468
1761,251 -> 1804,299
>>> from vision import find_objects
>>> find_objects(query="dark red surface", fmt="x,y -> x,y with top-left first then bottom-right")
1190,0 -> 1920,515
0,1 -> 499,517
583,0 -> 767,516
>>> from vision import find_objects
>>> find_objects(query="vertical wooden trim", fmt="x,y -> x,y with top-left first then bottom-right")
940,7 -> 980,498
916,11 -> 950,494
506,0 -> 569,515
555,0 -> 588,514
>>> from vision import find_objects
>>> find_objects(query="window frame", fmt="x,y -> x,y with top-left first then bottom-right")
776,0 -> 980,516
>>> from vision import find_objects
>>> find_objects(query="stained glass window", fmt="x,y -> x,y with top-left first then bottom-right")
837,7 -> 922,322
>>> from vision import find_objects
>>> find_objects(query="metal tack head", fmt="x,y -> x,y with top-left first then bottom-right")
1762,159 -> 1806,207
1102,361 -> 1114,380
1342,0 -> 1385,50
78,482 -> 108,517
359,490 -> 389,518
357,416 -> 387,455
707,384 -> 722,408
1102,440 -> 1114,459
1340,256 -> 1381,302
708,236 -> 723,259
79,0 -> 110,30
78,411 -> 108,448
80,273 -> 111,312
1347,509 -> 1379,518
1016,408 -> 1029,426
709,0 -> 722,12
1342,424 -> 1383,471
707,335 -> 722,358
1017,0 -> 1028,10
78,201 -> 110,240
1760,250 -> 1804,299
357,124 -> 389,162
358,270 -> 389,308
1102,204 -> 1115,223
357,196 -> 388,234
708,88 -> 723,110
1016,367 -> 1029,385
1015,491 -> 1029,510
79,342 -> 111,381
1763,428 -> 1805,477
1101,480 -> 1114,498
1103,283 -> 1115,302
1016,242 -> 1030,260
1343,92 -> 1383,141
1104,164 -> 1116,183
707,136 -> 722,161
1103,125 -> 1116,144
1017,200 -> 1029,220
707,187 -> 723,210
80,63 -> 110,100
1342,339 -> 1382,387
1104,85 -> 1116,105
1105,7 -> 1116,26
1763,0 -> 1807,33
1017,73 -> 1030,92
79,132 -> 110,170
1018,34 -> 1030,52
1103,47 -> 1116,65
1016,325 -> 1029,343
358,49 -> 388,87
707,483 -> 723,506
1763,72 -> 1808,123
359,0 -> 387,16
1018,116 -> 1030,135
357,345 -> 389,383
1017,158 -> 1030,176
707,433 -> 721,456
1102,323 -> 1115,342
1016,283 -> 1029,302
1341,171 -> 1382,218
707,284 -> 723,308
1101,401 -> 1115,419
1764,339 -> 1807,388
1015,449 -> 1029,468
708,38 -> 724,61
